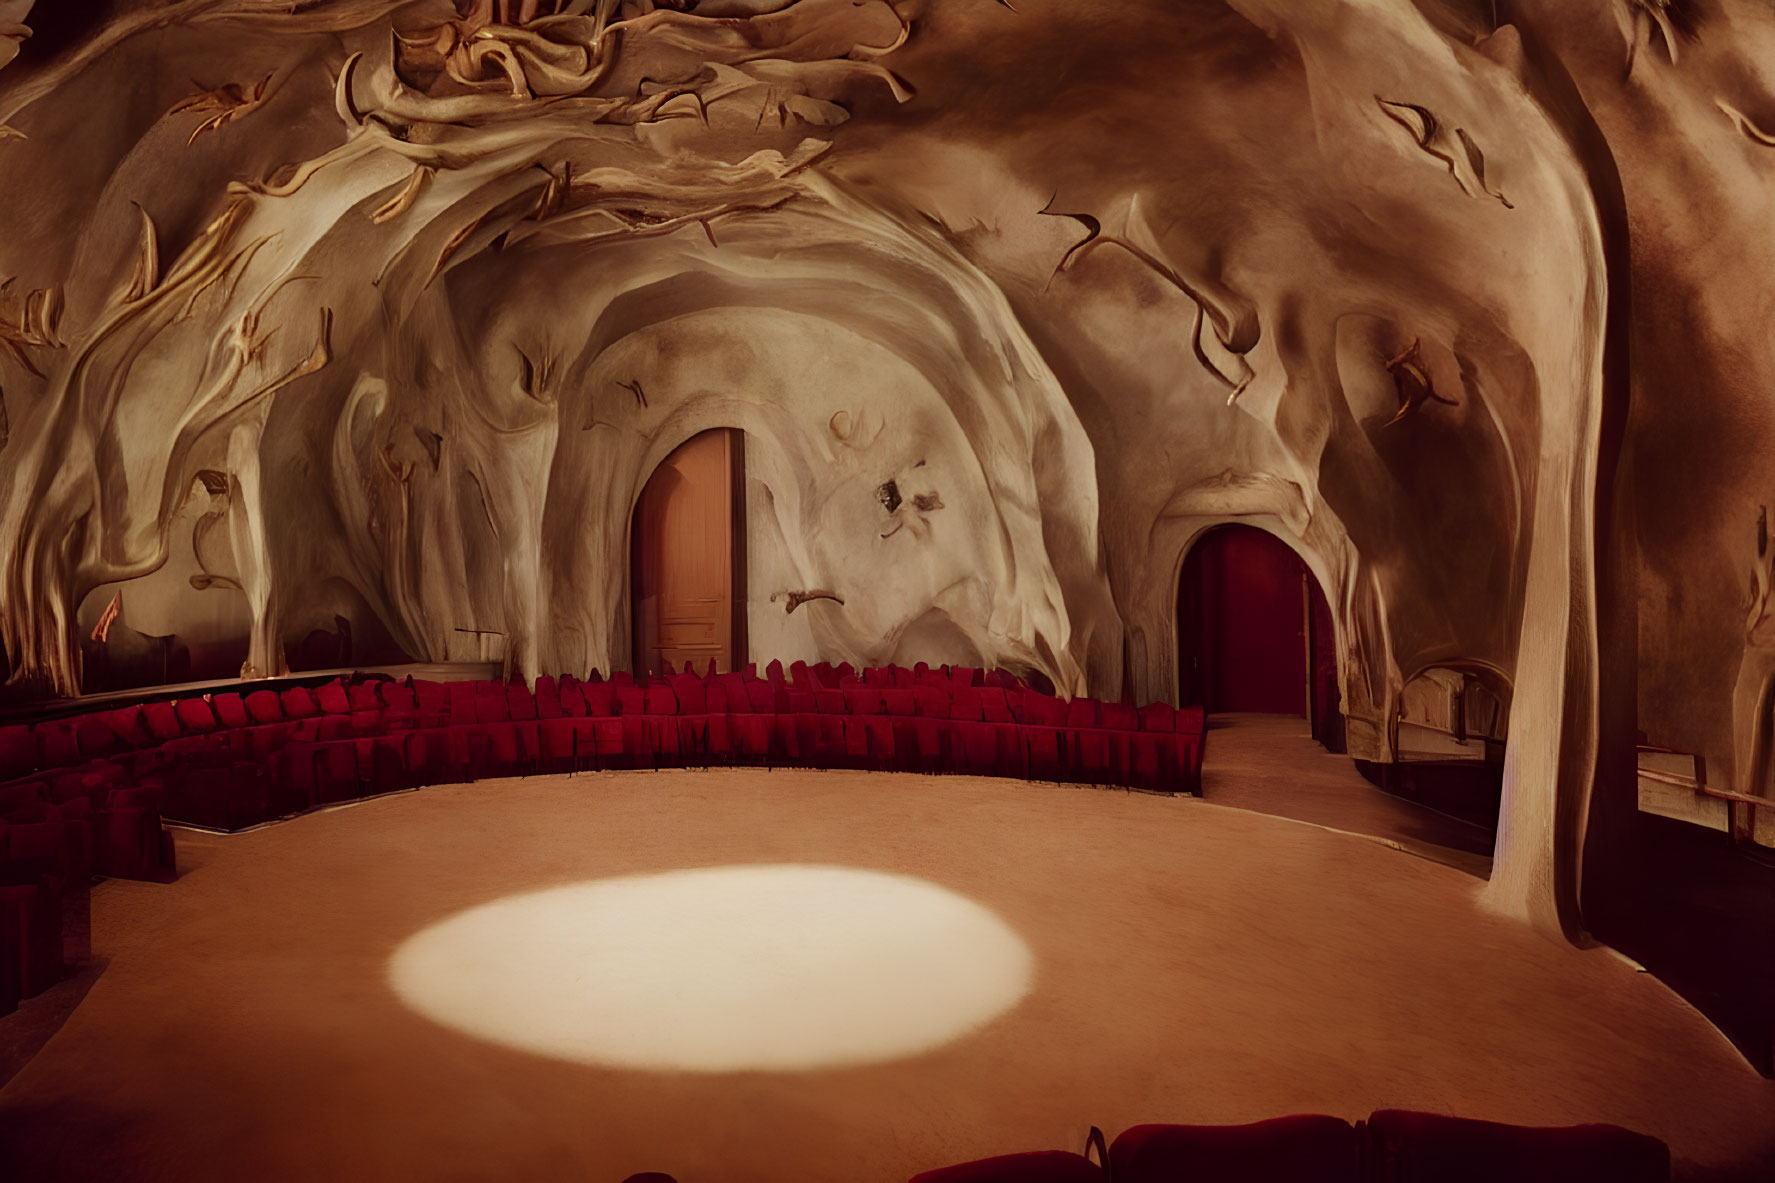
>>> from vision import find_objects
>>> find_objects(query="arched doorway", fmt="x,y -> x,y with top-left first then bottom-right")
630,429 -> 747,677
1177,524 -> 1341,747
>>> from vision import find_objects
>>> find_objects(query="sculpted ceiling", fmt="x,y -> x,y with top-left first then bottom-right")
1,0 -> 1773,933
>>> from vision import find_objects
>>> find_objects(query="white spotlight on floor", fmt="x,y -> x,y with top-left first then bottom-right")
386,864 -> 1035,1072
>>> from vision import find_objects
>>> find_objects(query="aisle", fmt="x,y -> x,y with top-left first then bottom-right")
1200,714 -> 1495,876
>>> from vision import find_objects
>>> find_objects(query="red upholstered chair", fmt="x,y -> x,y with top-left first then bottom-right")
506,681 -> 538,721
977,688 -> 1015,724
646,684 -> 679,715
1064,697 -> 1098,730
0,725 -> 34,780
557,678 -> 588,718
445,680 -> 478,724
102,784 -> 176,882
1129,732 -> 1181,792
532,676 -> 563,719
472,681 -> 512,723
948,666 -> 981,688
1017,692 -> 1068,729
670,674 -> 707,714
1069,727 -> 1111,785
864,665 -> 892,687
142,702 -> 184,743
404,730 -> 460,788
211,692 -> 251,730
244,689 -> 286,725
171,696 -> 218,731
0,878 -> 62,998
1110,1116 -> 1361,1183
346,681 -> 382,712
1176,706 -> 1207,736
1138,702 -> 1176,733
93,705 -> 151,752
30,720 -> 79,771
741,679 -> 778,714
911,686 -> 952,718
879,689 -> 918,717
1099,702 -> 1138,732
1023,727 -> 1065,782
1364,1110 -> 1670,1183
368,736 -> 409,793
309,682 -> 346,716
537,719 -> 578,773
844,685 -> 887,717
281,686 -> 321,720
616,684 -> 648,718
583,681 -> 617,716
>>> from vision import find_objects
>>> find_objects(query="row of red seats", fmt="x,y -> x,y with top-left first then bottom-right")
911,1110 -> 1670,1183
0,663 -> 1208,837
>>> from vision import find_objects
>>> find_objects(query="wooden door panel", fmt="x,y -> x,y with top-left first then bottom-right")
632,429 -> 744,677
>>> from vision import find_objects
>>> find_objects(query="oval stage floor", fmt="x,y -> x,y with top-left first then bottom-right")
1,768 -> 1772,1182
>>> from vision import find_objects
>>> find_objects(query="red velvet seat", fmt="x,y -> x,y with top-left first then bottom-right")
1099,702 -> 1139,731
280,686 -> 321,721
1364,1110 -> 1670,1183
669,674 -> 707,714
912,686 -> 951,718
211,692 -> 250,730
909,1150 -> 1103,1183
0,880 -> 62,999
538,719 -> 581,774
102,785 -> 176,881
533,676 -> 563,720
346,681 -> 383,712
880,689 -> 918,717
172,696 -> 217,731
1110,1116 -> 1361,1183
1129,732 -> 1180,792
142,702 -> 184,743
646,684 -> 678,715
1064,697 -> 1098,730
583,681 -> 617,716
32,720 -> 79,771
314,681 -> 352,716
244,689 -> 285,725
0,725 -> 31,780
1023,726 -> 1064,781
616,684 -> 648,718
404,730 -> 459,788
844,686 -> 887,717
556,679 -> 588,718
978,688 -> 1015,724
506,681 -> 539,721
1138,702 -> 1175,733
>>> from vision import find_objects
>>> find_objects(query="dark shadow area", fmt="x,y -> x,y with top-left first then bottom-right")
1355,759 -> 1503,836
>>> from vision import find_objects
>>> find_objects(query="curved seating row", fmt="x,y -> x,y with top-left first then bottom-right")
0,661 -> 1207,838
911,1110 -> 1670,1183
0,661 -> 1204,1010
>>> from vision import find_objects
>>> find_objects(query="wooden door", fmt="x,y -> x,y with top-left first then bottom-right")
631,429 -> 746,677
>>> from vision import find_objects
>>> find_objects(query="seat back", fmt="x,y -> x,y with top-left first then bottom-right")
1110,1115 -> 1360,1183
1364,1109 -> 1670,1183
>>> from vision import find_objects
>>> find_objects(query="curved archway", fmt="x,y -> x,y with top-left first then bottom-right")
1176,523 -> 1341,748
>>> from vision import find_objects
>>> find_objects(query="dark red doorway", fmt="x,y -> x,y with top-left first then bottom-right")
1178,525 -> 1342,747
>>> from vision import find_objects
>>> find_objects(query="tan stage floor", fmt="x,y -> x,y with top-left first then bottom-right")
1,762 -> 1772,1181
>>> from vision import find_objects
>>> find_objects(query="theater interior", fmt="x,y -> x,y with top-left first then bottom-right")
0,1 -> 1773,1180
